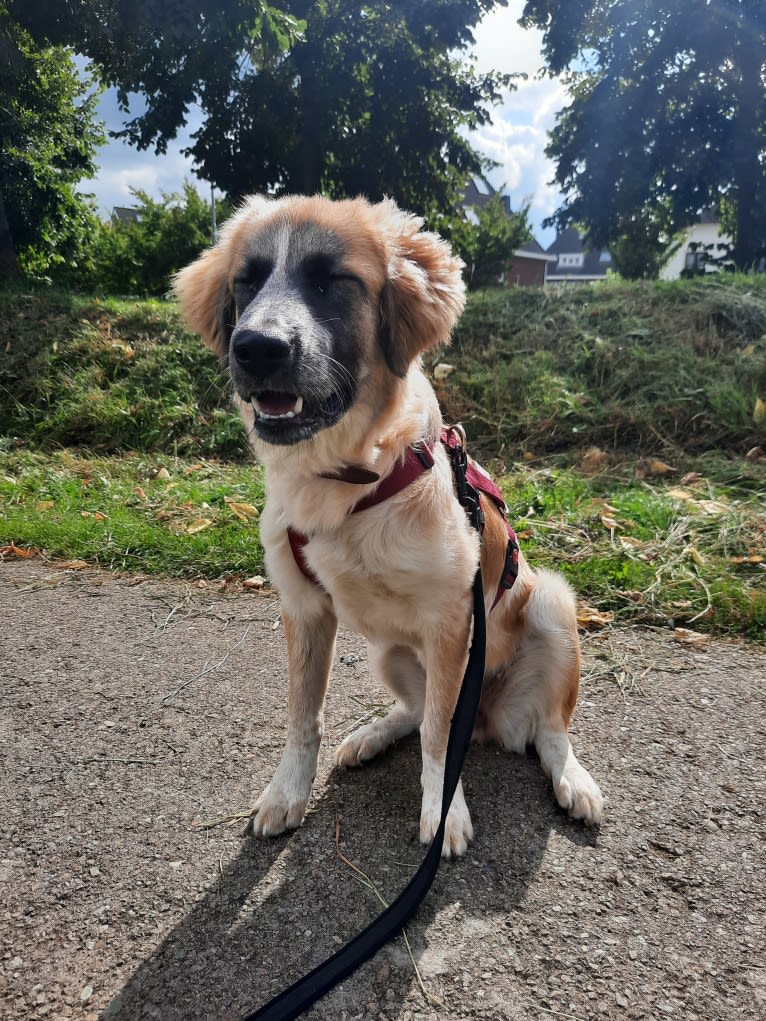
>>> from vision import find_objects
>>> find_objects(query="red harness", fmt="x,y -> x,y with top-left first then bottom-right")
286,427 -> 519,611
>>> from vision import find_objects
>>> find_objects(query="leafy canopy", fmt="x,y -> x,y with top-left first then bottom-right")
0,17 -> 104,278
522,0 -> 766,274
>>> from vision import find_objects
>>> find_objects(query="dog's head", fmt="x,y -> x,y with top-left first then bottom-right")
173,195 -> 465,446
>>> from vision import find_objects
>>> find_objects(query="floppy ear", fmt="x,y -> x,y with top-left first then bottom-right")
378,202 -> 466,377
172,244 -> 235,358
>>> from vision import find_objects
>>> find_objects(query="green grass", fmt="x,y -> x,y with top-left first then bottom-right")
1,448 -> 763,639
0,449 -> 265,577
497,456 -> 765,640
1,278 -> 765,640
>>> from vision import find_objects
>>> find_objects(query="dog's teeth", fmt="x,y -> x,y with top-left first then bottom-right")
251,395 -> 303,421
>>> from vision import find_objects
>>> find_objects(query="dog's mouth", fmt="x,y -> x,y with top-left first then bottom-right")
248,389 -> 347,444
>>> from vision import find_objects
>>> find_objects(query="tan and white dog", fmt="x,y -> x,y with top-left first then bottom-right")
174,195 -> 603,857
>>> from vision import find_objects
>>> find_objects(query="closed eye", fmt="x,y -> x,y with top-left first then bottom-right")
302,254 -> 335,295
234,258 -> 272,296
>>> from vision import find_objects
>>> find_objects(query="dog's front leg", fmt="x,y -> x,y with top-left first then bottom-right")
419,609 -> 475,859
251,605 -> 338,837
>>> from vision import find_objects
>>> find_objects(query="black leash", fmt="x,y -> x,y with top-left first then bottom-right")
243,437 -> 488,1021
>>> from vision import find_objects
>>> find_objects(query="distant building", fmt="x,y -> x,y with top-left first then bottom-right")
660,210 -> 732,280
110,206 -> 141,226
506,238 -> 557,287
459,177 -> 555,287
545,228 -> 614,284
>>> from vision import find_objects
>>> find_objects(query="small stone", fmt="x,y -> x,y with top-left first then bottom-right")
8,956 -> 23,971
80,986 -> 93,1003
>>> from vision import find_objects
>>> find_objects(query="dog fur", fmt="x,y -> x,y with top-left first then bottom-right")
174,194 -> 603,857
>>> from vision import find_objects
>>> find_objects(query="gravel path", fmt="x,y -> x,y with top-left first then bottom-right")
1,561 -> 764,1021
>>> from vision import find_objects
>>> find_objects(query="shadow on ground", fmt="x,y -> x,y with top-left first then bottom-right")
102,739 -> 595,1020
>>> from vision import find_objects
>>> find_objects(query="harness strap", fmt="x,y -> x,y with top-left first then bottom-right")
288,429 -> 519,609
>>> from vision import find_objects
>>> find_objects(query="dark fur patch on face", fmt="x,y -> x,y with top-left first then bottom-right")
228,220 -> 374,446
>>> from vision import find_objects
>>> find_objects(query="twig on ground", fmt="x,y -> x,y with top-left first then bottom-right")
334,816 -> 445,1010
156,623 -> 253,708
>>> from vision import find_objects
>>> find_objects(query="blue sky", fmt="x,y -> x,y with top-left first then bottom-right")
80,1 -> 565,246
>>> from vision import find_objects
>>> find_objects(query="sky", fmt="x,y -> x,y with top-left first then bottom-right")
80,1 -> 566,247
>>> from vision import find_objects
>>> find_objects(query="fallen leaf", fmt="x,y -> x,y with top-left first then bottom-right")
679,472 -> 704,486
433,363 -> 455,382
617,590 -> 644,603
671,600 -> 692,609
693,499 -> 728,515
619,535 -> 645,549
60,559 -> 89,569
185,518 -> 213,534
133,485 -> 147,501
730,555 -> 763,564
0,544 -> 41,560
521,451 -> 536,462
600,512 -> 621,530
741,344 -> 755,357
224,497 -> 260,521
668,487 -> 694,500
155,467 -> 171,481
36,500 -> 54,511
243,575 -> 265,590
516,528 -> 534,540
744,445 -> 763,462
577,606 -> 614,630
647,458 -> 676,475
754,396 -> 766,426
673,627 -> 708,646
184,464 -> 204,474
579,446 -> 609,475
685,545 -> 705,566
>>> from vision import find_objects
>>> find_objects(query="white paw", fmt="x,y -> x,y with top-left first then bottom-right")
554,765 -> 604,825
420,795 -> 474,859
334,722 -> 390,767
250,779 -> 310,837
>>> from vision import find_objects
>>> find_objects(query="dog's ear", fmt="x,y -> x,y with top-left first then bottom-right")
172,244 -> 235,358
377,202 -> 466,377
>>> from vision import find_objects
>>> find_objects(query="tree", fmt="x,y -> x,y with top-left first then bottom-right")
441,193 -> 531,289
0,18 -> 104,278
187,1 -> 512,220
13,1 -> 513,224
6,2 -> 304,152
82,183 -> 231,295
522,0 -> 766,273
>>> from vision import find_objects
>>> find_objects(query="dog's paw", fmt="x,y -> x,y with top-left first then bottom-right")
420,797 -> 474,859
334,722 -> 390,767
250,782 -> 309,838
554,765 -> 604,826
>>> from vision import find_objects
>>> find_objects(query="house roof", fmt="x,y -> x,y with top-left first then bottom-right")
111,206 -> 141,224
545,228 -> 614,278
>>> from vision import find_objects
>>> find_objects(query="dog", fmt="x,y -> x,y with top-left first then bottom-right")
173,195 -> 603,858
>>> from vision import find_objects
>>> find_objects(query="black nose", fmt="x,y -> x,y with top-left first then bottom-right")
231,330 -> 291,375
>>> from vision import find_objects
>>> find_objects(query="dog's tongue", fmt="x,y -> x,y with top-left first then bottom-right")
257,392 -> 300,416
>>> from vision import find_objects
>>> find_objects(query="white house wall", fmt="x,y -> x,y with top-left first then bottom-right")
661,223 -> 732,280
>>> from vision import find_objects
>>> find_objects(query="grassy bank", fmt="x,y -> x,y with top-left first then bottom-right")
1,279 -> 764,639
1,276 -> 766,459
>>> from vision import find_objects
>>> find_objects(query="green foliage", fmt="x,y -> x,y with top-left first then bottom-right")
441,275 -> 766,457
0,21 -> 105,278
79,183 -> 230,296
522,0 -> 766,272
440,194 -> 532,290
7,1 -> 304,153
186,1 -> 512,217
0,288 -> 243,455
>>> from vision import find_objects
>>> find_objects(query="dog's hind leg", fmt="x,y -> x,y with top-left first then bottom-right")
334,643 -> 424,767
488,569 -> 604,824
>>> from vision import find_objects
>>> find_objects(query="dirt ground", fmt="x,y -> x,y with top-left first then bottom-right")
1,560 -> 764,1021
